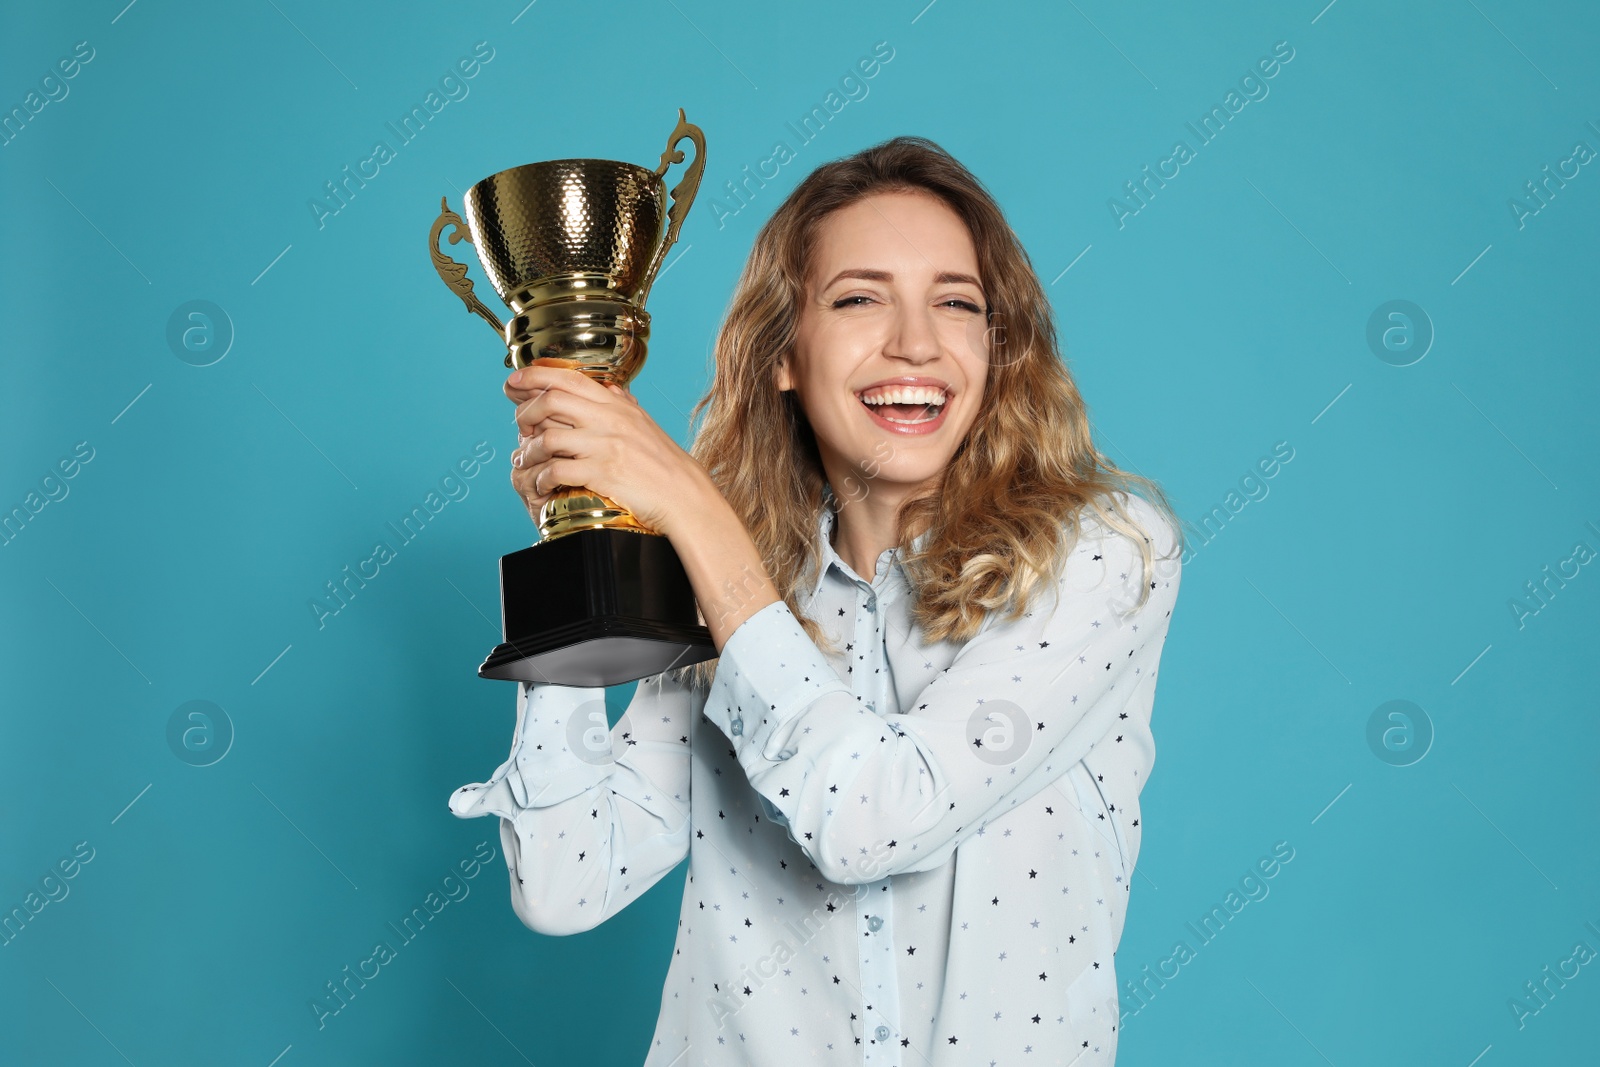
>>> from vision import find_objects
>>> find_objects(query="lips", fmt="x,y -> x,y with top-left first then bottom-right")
853,375 -> 953,398
849,376 -> 955,436
856,391 -> 950,435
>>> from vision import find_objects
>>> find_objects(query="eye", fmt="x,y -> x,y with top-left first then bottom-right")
940,298 -> 985,313
831,295 -> 877,308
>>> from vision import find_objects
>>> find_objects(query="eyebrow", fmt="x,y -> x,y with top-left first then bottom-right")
821,268 -> 985,290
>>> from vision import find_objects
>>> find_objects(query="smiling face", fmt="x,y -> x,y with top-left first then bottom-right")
776,189 -> 991,507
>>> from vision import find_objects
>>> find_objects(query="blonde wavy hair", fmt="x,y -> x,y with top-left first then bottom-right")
670,136 -> 1183,693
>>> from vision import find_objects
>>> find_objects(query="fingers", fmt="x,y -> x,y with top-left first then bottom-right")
503,368 -> 640,522
503,363 -> 617,404
513,391 -> 581,439
512,425 -> 559,470
509,450 -> 551,513
511,453 -> 573,506
510,367 -> 626,438
510,426 -> 579,517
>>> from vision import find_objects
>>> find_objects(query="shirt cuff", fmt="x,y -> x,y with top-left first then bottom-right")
448,682 -> 614,821
709,599 -> 851,766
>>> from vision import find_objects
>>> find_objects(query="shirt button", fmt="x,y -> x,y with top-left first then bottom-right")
875,1025 -> 890,1041
729,716 -> 743,736
776,747 -> 795,760
865,595 -> 877,613
867,914 -> 883,931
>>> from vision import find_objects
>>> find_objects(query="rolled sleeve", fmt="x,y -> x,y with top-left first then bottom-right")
448,682 -> 614,821
448,673 -> 698,936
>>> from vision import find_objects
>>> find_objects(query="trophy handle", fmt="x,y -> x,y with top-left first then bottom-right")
636,109 -> 706,307
429,196 -> 510,364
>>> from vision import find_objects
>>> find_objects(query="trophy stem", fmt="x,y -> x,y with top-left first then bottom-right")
516,353 -> 661,543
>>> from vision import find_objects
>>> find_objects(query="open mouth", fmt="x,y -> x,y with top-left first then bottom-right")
856,386 -> 950,431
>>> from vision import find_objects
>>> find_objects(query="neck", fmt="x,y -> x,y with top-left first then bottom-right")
826,478 -> 929,581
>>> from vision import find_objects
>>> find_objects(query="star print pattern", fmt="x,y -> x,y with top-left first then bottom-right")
448,488 -> 1181,1065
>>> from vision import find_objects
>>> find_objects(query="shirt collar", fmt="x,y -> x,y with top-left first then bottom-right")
807,483 -> 932,603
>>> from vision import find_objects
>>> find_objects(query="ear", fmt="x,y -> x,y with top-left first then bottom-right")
774,352 -> 794,392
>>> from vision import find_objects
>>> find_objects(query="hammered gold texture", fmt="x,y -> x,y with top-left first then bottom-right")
463,160 -> 666,303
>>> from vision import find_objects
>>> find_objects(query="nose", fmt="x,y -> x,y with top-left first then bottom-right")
885,300 -> 940,364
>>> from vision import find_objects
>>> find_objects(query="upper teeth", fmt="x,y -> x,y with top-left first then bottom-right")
859,386 -> 946,406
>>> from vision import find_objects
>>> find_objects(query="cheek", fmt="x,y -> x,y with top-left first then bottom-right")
950,316 -> 989,362
960,324 -> 992,390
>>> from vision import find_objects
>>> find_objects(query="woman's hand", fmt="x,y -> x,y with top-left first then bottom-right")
507,362 -> 708,537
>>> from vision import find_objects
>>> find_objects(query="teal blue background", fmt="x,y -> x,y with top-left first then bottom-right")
3,0 -> 1597,1063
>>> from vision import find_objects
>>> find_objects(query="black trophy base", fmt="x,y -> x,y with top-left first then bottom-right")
478,526 -> 717,688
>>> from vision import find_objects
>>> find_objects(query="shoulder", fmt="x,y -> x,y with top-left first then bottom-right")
1073,490 -> 1181,563
1049,491 -> 1182,618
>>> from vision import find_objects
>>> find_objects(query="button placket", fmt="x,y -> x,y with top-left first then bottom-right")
854,588 -> 903,1065
857,879 -> 902,1064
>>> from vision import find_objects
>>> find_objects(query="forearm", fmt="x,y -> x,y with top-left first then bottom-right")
449,678 -> 694,934
701,504 -> 1181,884
498,775 -> 688,936
663,471 -> 782,652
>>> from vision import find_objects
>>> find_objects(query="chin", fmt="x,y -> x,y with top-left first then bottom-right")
851,459 -> 950,491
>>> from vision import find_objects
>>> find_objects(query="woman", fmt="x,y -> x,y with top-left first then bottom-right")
449,136 -> 1184,1065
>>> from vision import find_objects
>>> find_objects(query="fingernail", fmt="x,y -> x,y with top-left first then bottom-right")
512,450 -> 523,468
511,369 -> 524,385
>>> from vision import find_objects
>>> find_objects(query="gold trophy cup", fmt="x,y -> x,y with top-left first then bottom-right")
429,110 -> 716,687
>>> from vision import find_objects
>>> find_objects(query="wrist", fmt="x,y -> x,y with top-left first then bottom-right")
663,472 -> 781,651
656,460 -> 721,541
653,461 -> 715,552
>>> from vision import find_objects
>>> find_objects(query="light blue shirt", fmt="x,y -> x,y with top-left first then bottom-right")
450,487 -> 1181,1065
